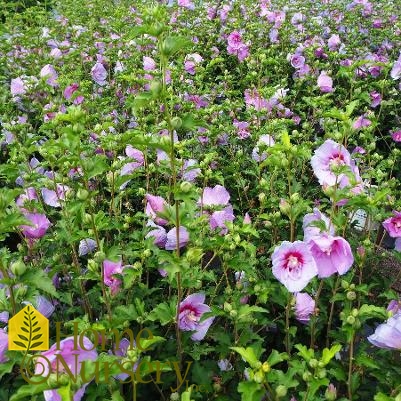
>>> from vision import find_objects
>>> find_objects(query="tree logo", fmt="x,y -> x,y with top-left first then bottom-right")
8,305 -> 49,351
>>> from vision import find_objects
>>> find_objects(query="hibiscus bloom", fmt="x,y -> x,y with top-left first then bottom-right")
308,234 -> 354,278
252,135 -> 275,162
41,184 -> 70,207
91,62 -> 107,86
383,211 -> 401,238
103,259 -> 125,295
303,209 -> 335,241
0,329 -> 8,363
272,241 -> 318,292
165,226 -> 189,250
36,336 -> 97,401
200,185 -> 230,208
317,71 -> 333,93
20,213 -> 51,239
368,313 -> 401,349
78,238 -> 97,256
294,293 -> 315,323
311,139 -> 352,186
40,64 -> 58,87
145,194 -> 168,225
390,54 -> 401,80
178,293 -> 214,341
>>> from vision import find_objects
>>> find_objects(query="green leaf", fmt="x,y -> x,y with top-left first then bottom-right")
161,36 -> 191,57
358,304 -> 387,320
111,391 -> 125,401
81,156 -> 108,180
238,381 -> 265,401
138,336 -> 166,351
321,344 -> 342,365
147,302 -> 176,325
58,384 -> 72,401
21,269 -> 58,298
267,350 -> 288,367
180,113 -> 204,131
230,347 -> 259,368
294,344 -> 314,361
10,381 -> 52,400
374,393 -> 394,401
355,354 -> 380,369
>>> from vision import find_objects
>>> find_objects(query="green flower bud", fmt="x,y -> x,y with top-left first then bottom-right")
346,315 -> 355,325
83,213 -> 92,225
325,384 -> 337,400
87,259 -> 98,272
170,117 -> 182,130
224,302 -> 232,312
10,260 -> 27,276
253,371 -> 264,384
351,308 -> 359,317
262,362 -> 270,373
309,359 -> 319,369
170,392 -> 180,401
143,249 -> 152,258
346,291 -> 356,301
150,80 -> 162,96
15,286 -> 27,298
94,251 -> 106,263
180,181 -> 192,193
275,385 -> 287,398
77,189 -> 89,201
229,309 -> 237,318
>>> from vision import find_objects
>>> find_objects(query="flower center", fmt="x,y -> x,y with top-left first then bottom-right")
187,310 -> 198,322
287,255 -> 300,270
329,153 -> 345,168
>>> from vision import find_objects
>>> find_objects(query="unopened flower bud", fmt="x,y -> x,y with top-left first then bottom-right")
325,383 -> 337,400
10,260 -> 27,276
275,385 -> 287,398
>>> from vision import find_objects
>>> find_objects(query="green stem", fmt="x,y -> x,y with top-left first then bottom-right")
347,332 -> 355,400
326,276 -> 340,348
310,280 -> 324,349
285,292 -> 292,354
160,42 -> 183,380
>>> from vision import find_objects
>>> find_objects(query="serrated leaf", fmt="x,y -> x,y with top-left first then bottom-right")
10,381 -> 52,401
294,344 -> 314,361
147,302 -> 175,326
230,347 -> 259,368
321,344 -> 342,365
238,381 -> 265,401
267,350 -> 288,367
374,393 -> 394,401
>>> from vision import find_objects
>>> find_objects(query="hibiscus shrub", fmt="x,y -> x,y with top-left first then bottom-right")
1,0 -> 401,400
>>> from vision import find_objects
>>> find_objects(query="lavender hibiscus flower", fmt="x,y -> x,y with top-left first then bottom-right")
179,293 -> 214,341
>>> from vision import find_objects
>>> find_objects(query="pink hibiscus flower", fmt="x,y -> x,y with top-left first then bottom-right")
272,241 -> 318,292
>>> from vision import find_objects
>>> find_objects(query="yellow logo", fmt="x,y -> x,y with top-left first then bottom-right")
8,305 -> 49,351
